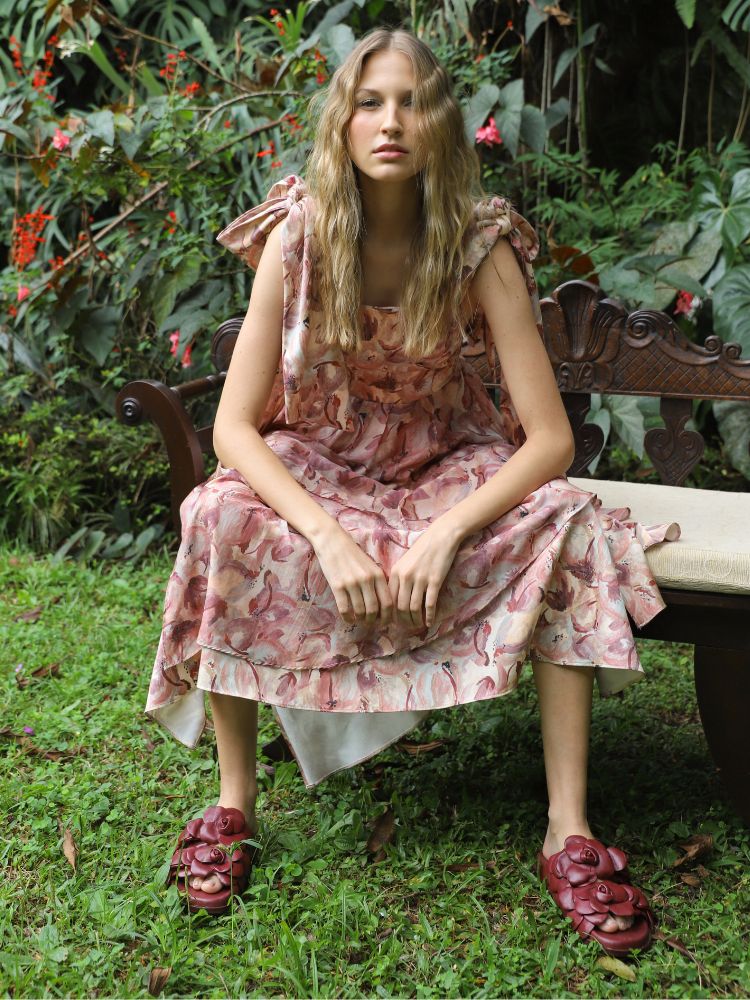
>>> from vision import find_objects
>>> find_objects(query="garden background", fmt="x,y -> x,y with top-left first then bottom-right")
2,0 -> 750,997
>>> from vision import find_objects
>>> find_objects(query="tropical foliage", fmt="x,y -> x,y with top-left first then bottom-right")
1,0 -> 748,559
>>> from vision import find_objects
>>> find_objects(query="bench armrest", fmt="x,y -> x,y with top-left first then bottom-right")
115,373 -> 225,537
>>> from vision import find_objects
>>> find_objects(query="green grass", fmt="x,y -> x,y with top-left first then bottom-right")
2,540 -> 749,998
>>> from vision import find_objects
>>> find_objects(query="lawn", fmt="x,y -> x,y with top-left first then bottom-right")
2,540 -> 749,998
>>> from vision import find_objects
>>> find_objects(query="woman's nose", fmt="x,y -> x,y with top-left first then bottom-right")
380,102 -> 403,132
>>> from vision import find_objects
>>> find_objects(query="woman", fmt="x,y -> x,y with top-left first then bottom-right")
149,26 -> 679,956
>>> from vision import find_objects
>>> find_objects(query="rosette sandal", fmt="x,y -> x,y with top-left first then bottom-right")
537,834 -> 656,958
166,805 -> 260,915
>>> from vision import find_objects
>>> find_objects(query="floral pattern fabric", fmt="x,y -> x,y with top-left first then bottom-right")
145,174 -> 680,752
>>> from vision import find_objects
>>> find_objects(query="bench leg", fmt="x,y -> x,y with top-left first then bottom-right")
694,645 -> 750,826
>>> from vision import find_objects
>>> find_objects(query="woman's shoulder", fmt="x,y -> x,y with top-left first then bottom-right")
215,173 -> 314,271
463,191 -> 540,278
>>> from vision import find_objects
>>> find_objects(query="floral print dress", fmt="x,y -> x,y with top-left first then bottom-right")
145,174 -> 680,787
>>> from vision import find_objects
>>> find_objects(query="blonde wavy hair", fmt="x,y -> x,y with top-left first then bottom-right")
305,27 -> 487,359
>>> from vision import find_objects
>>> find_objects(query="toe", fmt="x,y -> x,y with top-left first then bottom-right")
598,916 -> 618,933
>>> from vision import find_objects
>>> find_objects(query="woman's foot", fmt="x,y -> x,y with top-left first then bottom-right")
186,796 -> 258,895
542,820 -> 633,934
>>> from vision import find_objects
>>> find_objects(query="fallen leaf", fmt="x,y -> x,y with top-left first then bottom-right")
366,807 -> 395,855
15,675 -> 29,690
13,596 -> 61,623
62,827 -> 77,870
672,833 -> 713,868
543,4 -> 574,25
141,729 -> 155,751
396,738 -> 448,755
653,929 -> 707,973
596,956 -> 636,982
680,872 -> 701,887
695,864 -> 710,879
13,604 -> 45,623
148,966 -> 172,997
31,662 -> 61,679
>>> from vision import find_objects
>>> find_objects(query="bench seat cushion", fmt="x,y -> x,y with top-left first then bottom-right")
567,477 -> 750,596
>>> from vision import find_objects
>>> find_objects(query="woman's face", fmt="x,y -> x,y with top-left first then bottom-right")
346,49 -> 423,181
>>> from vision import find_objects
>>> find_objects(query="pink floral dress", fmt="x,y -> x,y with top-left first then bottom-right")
145,174 -> 680,787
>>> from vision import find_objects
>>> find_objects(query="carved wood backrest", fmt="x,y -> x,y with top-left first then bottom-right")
210,280 -> 750,488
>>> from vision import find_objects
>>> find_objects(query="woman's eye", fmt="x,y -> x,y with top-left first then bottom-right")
358,98 -> 413,107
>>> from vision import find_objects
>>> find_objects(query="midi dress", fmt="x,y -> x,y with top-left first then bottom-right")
145,173 -> 681,787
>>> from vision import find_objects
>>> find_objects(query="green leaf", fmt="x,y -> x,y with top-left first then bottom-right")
596,955 -> 636,982
655,269 -> 707,297
324,23 -> 356,67
694,172 -> 750,250
705,21 -> 750,87
520,105 -> 547,153
84,41 -> 131,95
525,3 -> 547,41
495,79 -> 524,158
605,394 -> 646,458
713,263 -> 750,356
553,47 -> 577,88
191,17 -> 222,70
464,84 -> 499,144
722,0 -> 750,32
544,97 -> 570,130
152,257 -> 202,332
77,306 -> 120,365
713,399 -> 750,479
86,110 -> 115,147
0,119 -> 32,143
675,0 -> 696,28
579,22 -> 601,46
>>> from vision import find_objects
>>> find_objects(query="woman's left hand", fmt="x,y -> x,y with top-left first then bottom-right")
387,524 -> 462,629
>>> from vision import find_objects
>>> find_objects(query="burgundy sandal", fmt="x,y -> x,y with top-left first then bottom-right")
166,805 -> 259,915
537,834 -> 656,958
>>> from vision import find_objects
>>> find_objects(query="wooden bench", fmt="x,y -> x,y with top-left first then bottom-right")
116,279 -> 750,825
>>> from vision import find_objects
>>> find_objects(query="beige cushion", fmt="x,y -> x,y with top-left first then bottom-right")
567,476 -> 750,595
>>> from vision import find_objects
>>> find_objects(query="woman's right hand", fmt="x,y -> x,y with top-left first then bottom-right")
310,524 -> 394,628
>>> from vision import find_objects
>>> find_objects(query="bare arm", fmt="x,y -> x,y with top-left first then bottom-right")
435,237 -> 576,545
212,221 -> 336,545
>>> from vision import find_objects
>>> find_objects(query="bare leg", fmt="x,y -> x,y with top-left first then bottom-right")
189,692 -> 259,894
532,659 -> 632,933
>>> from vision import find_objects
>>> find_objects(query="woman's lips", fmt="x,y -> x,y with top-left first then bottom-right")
374,149 -> 407,159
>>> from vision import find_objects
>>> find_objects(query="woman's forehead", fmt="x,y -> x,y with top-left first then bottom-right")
357,49 -> 414,88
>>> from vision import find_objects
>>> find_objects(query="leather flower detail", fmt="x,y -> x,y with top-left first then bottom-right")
551,835 -> 627,885
178,805 -> 252,847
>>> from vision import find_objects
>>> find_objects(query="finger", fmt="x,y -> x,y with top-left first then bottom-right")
331,585 -> 353,624
409,580 -> 426,629
374,575 -> 394,624
348,584 -> 367,624
393,576 -> 411,626
361,579 -> 381,627
424,579 -> 439,628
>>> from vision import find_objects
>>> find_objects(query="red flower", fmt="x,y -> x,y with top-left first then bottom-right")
475,116 -> 503,148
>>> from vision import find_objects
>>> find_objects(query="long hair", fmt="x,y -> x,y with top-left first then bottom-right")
305,27 -> 486,360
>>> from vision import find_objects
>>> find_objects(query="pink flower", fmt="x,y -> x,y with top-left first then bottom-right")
674,290 -> 701,319
169,330 -> 180,356
181,343 -> 193,368
17,285 -> 30,302
475,116 -> 503,147
23,726 -> 34,735
52,128 -> 70,151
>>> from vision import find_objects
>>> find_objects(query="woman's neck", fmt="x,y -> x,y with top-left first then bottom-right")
357,173 -> 421,244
